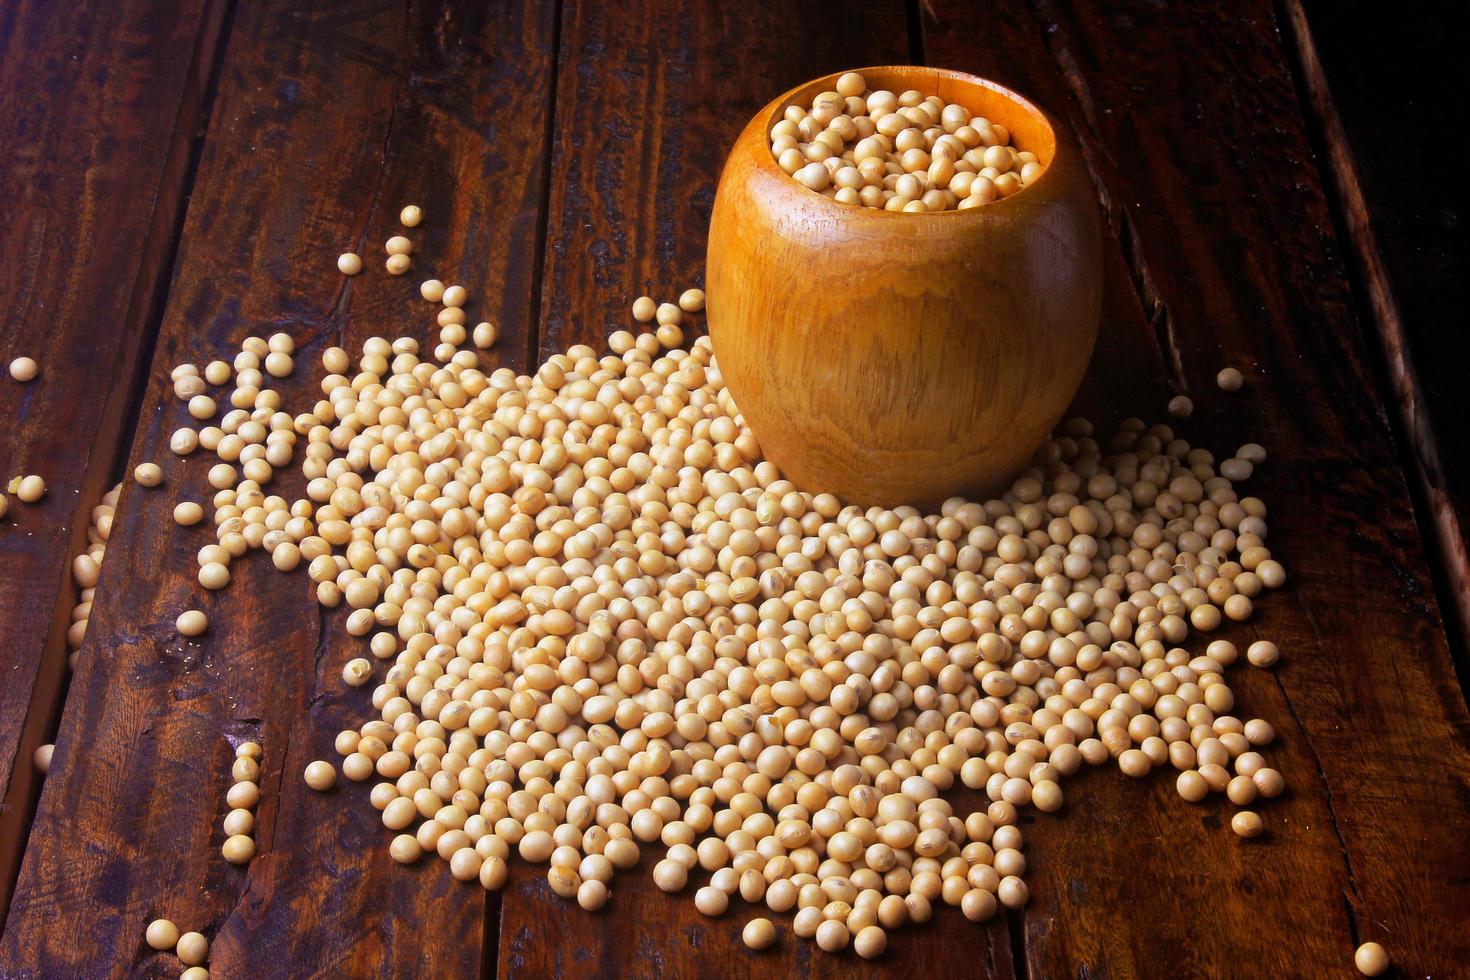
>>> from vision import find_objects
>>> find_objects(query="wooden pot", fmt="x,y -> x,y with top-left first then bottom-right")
707,66 -> 1102,509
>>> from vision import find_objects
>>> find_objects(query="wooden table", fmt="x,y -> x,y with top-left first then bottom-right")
2,2 -> 1467,976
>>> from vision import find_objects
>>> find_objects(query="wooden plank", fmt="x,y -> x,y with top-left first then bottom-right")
0,0 -> 226,925
502,1 -> 1017,976
0,0 -> 557,975
1282,0 -> 1470,663
923,0 -> 1470,975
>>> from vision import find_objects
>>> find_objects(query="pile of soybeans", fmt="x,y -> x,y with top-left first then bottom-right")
150,216 -> 1287,962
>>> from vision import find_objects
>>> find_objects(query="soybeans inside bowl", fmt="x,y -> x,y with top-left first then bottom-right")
769,70 -> 1042,213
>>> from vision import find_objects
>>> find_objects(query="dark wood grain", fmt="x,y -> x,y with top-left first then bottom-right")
924,0 -> 1470,975
1282,0 -> 1470,669
0,0 -> 228,925
501,2 -> 1012,976
0,1 -> 556,975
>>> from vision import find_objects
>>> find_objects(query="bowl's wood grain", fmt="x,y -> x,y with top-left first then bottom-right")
708,67 -> 1102,508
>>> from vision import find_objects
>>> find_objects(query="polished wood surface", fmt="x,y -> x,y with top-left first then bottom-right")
0,1 -> 1466,977
708,67 -> 1101,509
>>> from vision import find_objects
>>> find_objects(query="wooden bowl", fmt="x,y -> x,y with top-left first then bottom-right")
707,66 -> 1102,508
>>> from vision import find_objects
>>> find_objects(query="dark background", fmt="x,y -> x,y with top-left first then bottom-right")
1299,0 -> 1470,678
1304,0 -> 1468,524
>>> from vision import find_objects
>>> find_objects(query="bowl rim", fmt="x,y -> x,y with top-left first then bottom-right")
754,65 -> 1063,219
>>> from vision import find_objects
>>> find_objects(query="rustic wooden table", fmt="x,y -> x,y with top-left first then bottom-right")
1,1 -> 1467,977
